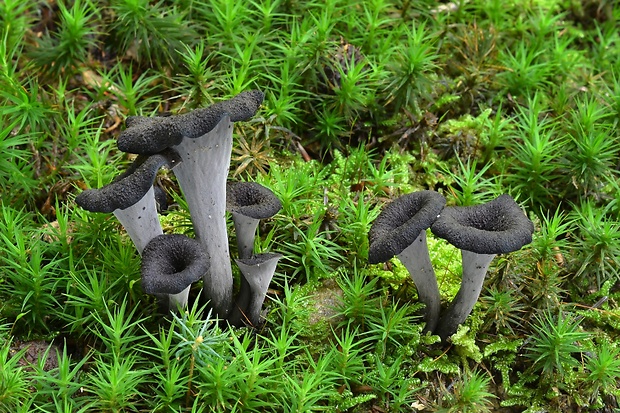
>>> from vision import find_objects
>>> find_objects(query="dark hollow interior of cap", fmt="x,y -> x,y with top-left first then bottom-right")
162,255 -> 191,275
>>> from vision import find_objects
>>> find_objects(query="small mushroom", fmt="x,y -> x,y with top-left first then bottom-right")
114,91 -> 264,319
141,234 -> 209,310
430,194 -> 534,341
368,190 -> 446,333
75,149 -> 180,254
229,253 -> 282,327
226,182 -> 282,259
76,150 -> 194,309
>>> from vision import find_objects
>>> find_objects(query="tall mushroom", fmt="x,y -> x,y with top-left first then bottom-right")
141,234 -> 209,310
430,194 -> 534,341
368,190 -> 446,333
230,253 -> 282,327
226,181 -> 282,260
115,90 -> 264,319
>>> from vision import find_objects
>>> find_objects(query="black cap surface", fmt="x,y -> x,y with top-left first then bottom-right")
226,181 -> 282,219
117,90 -> 265,155
430,194 -> 534,254
117,116 -> 184,154
75,149 -> 179,213
368,190 -> 446,264
141,234 -> 209,295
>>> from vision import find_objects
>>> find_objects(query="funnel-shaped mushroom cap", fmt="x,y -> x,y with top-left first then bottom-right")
236,253 -> 283,279
368,190 -> 446,264
226,182 -> 282,219
75,149 -> 180,213
118,116 -> 184,155
141,234 -> 209,295
117,90 -> 265,155
430,194 -> 534,254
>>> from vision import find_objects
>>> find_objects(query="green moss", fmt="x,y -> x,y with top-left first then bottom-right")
451,325 -> 483,364
417,355 -> 460,375
484,337 -> 522,386
437,109 -> 493,146
484,337 -> 523,357
368,261 -> 410,289
329,392 -> 377,412
286,277 -> 344,343
427,234 -> 462,301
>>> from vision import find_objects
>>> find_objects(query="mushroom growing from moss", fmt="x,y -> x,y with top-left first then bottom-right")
141,234 -> 209,310
226,181 -> 282,260
430,194 -> 534,341
368,190 -> 446,333
75,150 -> 192,309
114,91 -> 264,319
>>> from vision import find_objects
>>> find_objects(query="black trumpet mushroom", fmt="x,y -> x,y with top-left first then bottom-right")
368,190 -> 446,333
115,90 -> 265,319
226,181 -> 282,260
430,194 -> 534,342
141,234 -> 209,310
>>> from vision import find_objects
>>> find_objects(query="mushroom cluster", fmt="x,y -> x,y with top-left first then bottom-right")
76,91 -> 282,327
368,191 -> 534,341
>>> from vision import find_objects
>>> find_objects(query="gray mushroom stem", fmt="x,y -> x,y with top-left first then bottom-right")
231,213 -> 260,260
112,186 -> 162,255
228,270 -> 252,327
167,288 -> 191,311
172,116 -> 234,319
396,230 -> 441,333
434,251 -> 495,341
231,253 -> 282,327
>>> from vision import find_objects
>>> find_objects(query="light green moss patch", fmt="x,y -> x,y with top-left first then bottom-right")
288,277 -> 344,342
427,233 -> 462,301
